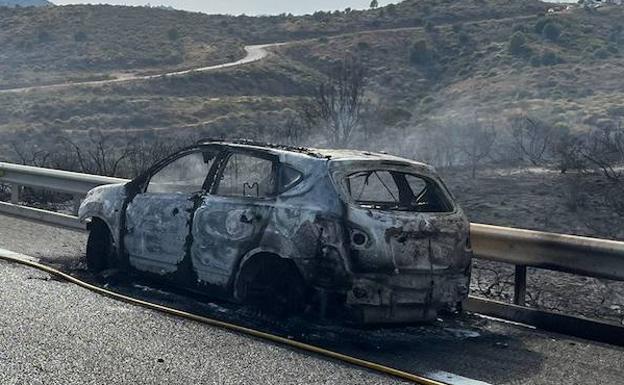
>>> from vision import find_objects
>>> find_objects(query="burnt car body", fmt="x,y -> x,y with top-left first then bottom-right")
79,140 -> 472,323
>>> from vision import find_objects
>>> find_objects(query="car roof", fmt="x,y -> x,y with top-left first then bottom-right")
198,139 -> 327,158
197,139 -> 433,170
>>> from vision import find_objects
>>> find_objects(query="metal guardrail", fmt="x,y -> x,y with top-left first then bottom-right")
0,162 -> 128,229
471,223 -> 624,306
1,161 -> 624,344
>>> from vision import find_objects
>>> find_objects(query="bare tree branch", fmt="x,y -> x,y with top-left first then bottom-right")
302,55 -> 367,147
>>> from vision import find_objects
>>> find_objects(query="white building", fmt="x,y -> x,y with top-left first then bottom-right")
581,0 -> 624,8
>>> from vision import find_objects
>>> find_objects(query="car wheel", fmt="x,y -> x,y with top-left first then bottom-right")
238,256 -> 307,317
86,220 -> 116,273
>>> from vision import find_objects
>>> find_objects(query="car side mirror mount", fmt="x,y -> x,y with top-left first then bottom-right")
126,175 -> 149,196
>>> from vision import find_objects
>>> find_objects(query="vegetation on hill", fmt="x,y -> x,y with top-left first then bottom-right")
283,6 -> 624,131
0,0 -> 51,7
1,1 -> 622,150
1,2 -> 622,144
0,1 -> 548,88
0,5 -> 243,88
1,2 -> 623,206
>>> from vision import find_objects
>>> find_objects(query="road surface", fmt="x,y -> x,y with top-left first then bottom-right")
0,258 -> 409,385
1,213 -> 623,385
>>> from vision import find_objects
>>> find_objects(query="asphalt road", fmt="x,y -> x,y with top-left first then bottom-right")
1,213 -> 624,385
0,259 -> 409,385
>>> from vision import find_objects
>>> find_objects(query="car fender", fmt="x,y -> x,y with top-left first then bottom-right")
231,246 -> 303,298
78,183 -> 127,249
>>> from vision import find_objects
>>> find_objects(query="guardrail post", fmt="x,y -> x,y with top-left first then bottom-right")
10,183 -> 20,204
514,265 -> 527,306
72,194 -> 81,216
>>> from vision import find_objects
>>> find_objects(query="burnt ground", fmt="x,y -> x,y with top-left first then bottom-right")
443,167 -> 623,240
442,167 -> 624,325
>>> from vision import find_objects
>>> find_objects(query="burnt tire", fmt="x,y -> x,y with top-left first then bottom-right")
237,256 -> 307,317
86,220 -> 116,273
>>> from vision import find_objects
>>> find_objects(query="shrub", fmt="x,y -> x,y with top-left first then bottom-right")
608,30 -> 621,44
425,20 -> 435,32
409,39 -> 433,65
379,107 -> 412,126
73,31 -> 88,42
458,31 -> 470,45
509,31 -> 527,56
312,11 -> 327,21
530,55 -> 542,67
167,28 -> 180,41
357,41 -> 371,50
534,18 -> 549,34
513,24 -> 527,33
420,95 -> 435,106
594,48 -> 609,59
542,22 -> 561,42
541,50 -> 560,66
37,30 -> 51,43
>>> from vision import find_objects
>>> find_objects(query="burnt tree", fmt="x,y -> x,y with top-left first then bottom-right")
60,131 -> 134,177
511,117 -> 553,166
582,121 -> 624,181
457,119 -> 497,178
303,56 -> 367,147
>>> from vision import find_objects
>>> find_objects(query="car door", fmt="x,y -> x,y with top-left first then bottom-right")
190,150 -> 276,288
124,148 -> 216,276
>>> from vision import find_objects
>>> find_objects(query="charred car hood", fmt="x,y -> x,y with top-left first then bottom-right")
79,183 -> 126,220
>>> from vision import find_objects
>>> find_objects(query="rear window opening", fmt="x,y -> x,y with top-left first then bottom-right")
344,170 -> 453,212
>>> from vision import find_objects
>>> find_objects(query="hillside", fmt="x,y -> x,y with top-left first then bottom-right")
0,0 -> 51,6
283,6 -> 624,138
0,1 -> 620,140
0,5 -> 245,88
1,0 -> 622,150
0,1 -> 547,88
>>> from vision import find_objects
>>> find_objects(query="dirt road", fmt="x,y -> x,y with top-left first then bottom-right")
0,44 -> 283,94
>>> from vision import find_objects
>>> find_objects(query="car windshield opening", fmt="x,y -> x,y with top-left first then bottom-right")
345,170 -> 453,212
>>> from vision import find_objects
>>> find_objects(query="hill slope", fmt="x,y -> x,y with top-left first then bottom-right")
0,0 -> 51,6
3,0 -> 622,148
283,5 -> 624,135
0,1 -> 548,88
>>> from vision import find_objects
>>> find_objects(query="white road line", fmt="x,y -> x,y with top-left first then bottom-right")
0,248 -> 40,263
425,371 -> 494,385
475,313 -> 537,330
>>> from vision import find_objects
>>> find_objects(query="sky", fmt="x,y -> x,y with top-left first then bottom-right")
51,1 -> 398,16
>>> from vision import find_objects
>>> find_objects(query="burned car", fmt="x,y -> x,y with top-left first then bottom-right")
79,140 -> 472,323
